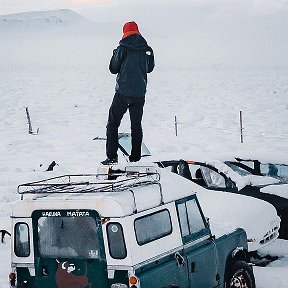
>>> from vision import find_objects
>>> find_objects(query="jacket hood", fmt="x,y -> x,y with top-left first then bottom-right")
122,21 -> 140,39
119,34 -> 149,51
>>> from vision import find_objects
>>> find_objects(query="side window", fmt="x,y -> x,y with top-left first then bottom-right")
225,162 -> 252,176
135,210 -> 172,245
177,199 -> 206,239
186,199 -> 206,233
177,203 -> 189,237
200,166 -> 226,188
107,223 -> 127,259
15,223 -> 30,257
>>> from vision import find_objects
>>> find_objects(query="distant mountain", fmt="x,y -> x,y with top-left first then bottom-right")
0,9 -> 94,27
0,9 -> 118,67
0,8 -> 120,39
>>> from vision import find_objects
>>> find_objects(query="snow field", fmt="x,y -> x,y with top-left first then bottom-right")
0,9 -> 288,287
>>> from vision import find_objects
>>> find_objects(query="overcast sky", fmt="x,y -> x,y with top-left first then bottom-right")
1,0 -> 288,19
1,0 -> 288,66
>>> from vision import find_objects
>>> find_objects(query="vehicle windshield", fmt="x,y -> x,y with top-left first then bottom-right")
260,163 -> 288,182
38,216 -> 100,259
118,133 -> 151,157
200,166 -> 226,188
225,162 -> 253,176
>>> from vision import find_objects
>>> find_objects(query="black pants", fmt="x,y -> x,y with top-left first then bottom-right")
106,93 -> 145,160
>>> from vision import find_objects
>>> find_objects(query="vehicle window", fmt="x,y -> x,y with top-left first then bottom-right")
135,210 -> 172,245
107,223 -> 127,259
261,163 -> 288,180
239,161 -> 254,169
225,162 -> 252,176
177,199 -> 206,238
260,164 -> 273,176
118,133 -> 151,157
189,165 -> 200,178
15,223 -> 30,257
38,216 -> 99,259
177,203 -> 189,237
186,199 -> 206,233
200,166 -> 226,188
274,164 -> 288,181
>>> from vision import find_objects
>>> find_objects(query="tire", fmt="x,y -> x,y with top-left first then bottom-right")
227,260 -> 255,288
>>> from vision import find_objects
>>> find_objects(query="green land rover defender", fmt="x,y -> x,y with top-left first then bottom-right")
10,165 -> 255,288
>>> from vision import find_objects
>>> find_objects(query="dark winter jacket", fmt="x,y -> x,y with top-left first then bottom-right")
109,34 -> 155,97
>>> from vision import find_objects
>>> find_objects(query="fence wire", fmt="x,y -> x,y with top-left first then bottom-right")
173,115 -> 288,141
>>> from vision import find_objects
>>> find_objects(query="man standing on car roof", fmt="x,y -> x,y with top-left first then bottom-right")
102,21 -> 155,165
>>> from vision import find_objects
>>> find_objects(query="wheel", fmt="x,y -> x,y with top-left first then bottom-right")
227,261 -> 255,288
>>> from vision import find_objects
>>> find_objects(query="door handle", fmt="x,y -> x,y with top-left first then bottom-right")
174,252 -> 186,267
191,261 -> 196,273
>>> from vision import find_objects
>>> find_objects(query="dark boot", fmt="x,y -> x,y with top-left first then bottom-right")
101,157 -> 118,165
129,155 -> 141,162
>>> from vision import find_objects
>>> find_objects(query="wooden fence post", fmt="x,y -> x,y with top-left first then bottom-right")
240,110 -> 243,143
175,116 -> 178,136
25,107 -> 33,134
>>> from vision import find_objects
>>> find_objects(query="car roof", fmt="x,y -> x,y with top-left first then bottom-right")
12,164 -> 197,218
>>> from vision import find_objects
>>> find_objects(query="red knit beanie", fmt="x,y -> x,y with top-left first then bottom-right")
122,21 -> 140,39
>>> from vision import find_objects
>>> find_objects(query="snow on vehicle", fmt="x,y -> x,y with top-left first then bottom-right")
232,158 -> 288,184
157,160 -> 281,251
10,165 -> 255,288
211,159 -> 288,239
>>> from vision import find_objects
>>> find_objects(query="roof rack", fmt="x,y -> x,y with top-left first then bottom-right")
18,168 -> 162,203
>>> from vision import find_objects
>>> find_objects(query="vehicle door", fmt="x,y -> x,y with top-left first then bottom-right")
176,196 -> 219,288
32,209 -> 109,288
133,208 -> 189,288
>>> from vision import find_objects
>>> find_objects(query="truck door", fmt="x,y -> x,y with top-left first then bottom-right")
176,197 -> 219,288
133,208 -> 189,288
32,209 -> 109,288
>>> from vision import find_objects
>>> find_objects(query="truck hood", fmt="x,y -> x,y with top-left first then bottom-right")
196,188 -> 280,251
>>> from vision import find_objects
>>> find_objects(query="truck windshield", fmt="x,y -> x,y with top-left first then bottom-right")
38,216 -> 99,259
225,162 -> 252,176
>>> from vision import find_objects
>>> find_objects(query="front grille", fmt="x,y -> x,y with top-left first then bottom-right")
259,226 -> 279,245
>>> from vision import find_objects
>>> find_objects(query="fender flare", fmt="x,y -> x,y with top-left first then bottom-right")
231,246 -> 249,263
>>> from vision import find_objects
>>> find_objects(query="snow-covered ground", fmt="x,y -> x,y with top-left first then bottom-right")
0,9 -> 288,288
254,239 -> 288,288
